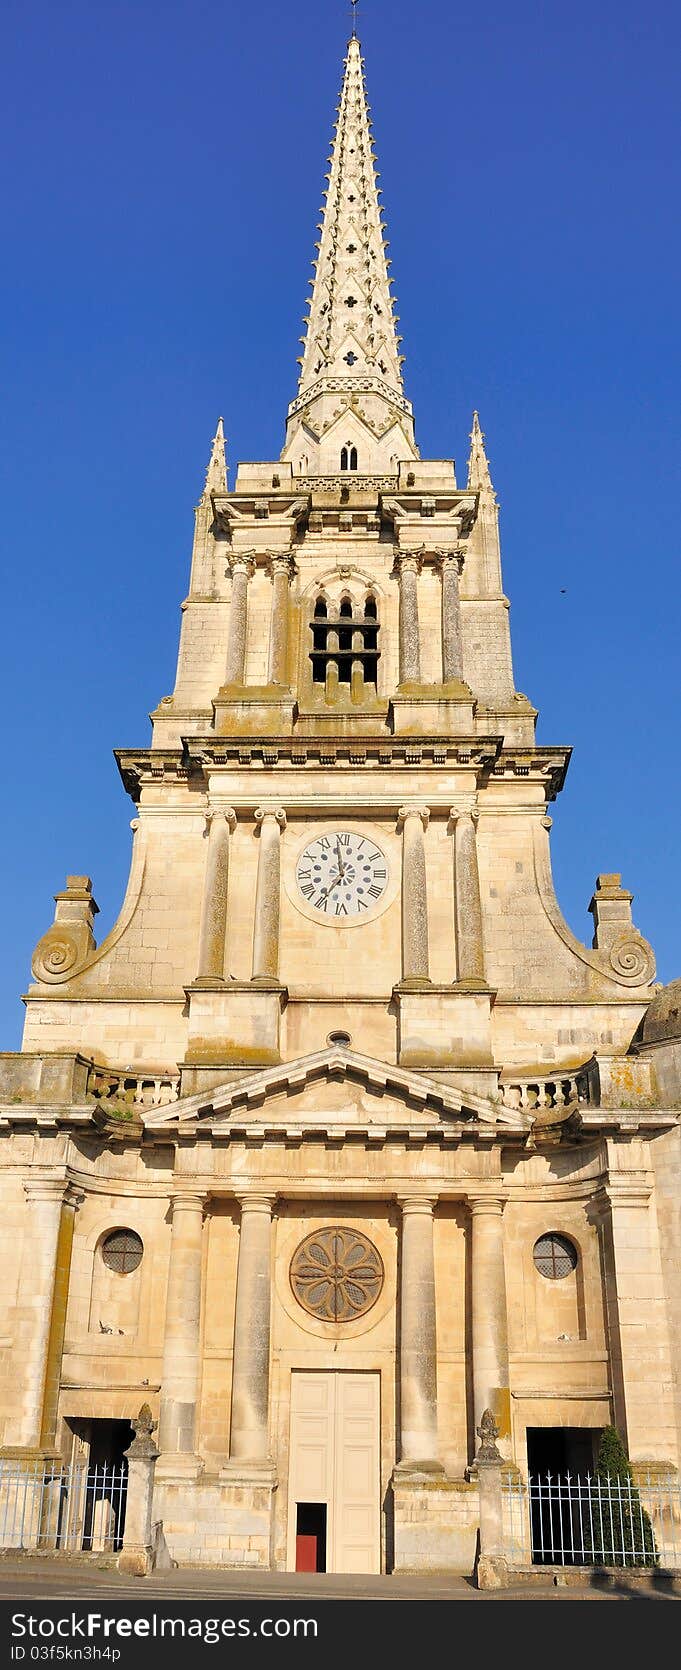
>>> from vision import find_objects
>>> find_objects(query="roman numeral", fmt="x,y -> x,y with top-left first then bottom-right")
368,883 -> 382,898
357,897 -> 368,910
373,867 -> 386,878
335,902 -> 348,915
338,833 -> 350,846
318,837 -> 331,851
301,884 -> 314,899
298,868 -> 311,880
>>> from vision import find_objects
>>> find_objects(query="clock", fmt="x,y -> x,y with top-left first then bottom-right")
295,831 -> 389,920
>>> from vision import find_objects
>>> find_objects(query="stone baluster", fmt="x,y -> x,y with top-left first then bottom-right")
397,1196 -> 441,1470
158,1191 -> 205,1460
14,1177 -> 83,1449
267,553 -> 295,686
468,1194 -> 510,1454
450,807 -> 486,984
397,804 -> 430,985
225,552 -> 255,686
437,550 -> 465,683
394,551 -> 423,685
229,1195 -> 275,1465
196,809 -> 237,982
252,807 -> 286,983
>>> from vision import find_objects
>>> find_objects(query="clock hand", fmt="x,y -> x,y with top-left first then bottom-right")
335,838 -> 346,878
317,869 -> 341,903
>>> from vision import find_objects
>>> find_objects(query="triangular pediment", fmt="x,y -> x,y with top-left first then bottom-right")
143,1046 -> 529,1133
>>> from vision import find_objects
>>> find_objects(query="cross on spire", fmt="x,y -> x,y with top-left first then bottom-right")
350,0 -> 360,38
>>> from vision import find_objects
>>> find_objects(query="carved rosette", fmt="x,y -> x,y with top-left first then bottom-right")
607,935 -> 656,986
290,1227 -> 384,1323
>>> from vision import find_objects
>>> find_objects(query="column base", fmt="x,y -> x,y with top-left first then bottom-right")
184,979 -> 287,1069
393,982 -> 494,1072
218,1459 -> 277,1486
212,686 -> 297,736
155,1453 -> 204,1482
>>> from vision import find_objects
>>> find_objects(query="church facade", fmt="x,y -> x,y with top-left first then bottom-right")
1,34 -> 680,1574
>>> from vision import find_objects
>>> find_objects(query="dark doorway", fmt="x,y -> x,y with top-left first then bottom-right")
295,1503 -> 327,1572
527,1427 -> 599,1477
526,1427 -> 601,1565
64,1418 -> 133,1551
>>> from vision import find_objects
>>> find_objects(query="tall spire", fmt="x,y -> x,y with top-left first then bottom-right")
467,410 -> 494,493
203,416 -> 227,497
282,35 -> 418,472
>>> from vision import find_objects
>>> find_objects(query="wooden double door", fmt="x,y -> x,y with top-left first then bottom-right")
287,1371 -> 381,1573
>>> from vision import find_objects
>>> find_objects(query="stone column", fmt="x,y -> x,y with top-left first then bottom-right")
267,553 -> 295,685
15,1178 -> 83,1450
158,1191 -> 205,1461
394,551 -> 422,685
225,552 -> 255,685
252,807 -> 286,984
196,809 -> 237,982
437,550 -> 465,683
397,804 -> 430,985
229,1195 -> 275,1466
450,807 -> 485,983
398,1197 -> 441,1469
469,1195 -> 510,1451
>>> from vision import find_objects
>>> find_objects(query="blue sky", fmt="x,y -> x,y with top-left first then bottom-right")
0,0 -> 679,1047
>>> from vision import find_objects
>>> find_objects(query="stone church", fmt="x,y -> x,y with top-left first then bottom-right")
1,33 -> 679,1574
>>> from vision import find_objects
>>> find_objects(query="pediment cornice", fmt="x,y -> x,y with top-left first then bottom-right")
142,1045 -> 530,1135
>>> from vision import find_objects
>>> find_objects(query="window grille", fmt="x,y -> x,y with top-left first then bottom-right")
101,1230 -> 143,1274
533,1233 -> 578,1280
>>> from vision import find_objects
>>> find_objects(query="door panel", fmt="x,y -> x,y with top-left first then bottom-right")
288,1371 -> 380,1573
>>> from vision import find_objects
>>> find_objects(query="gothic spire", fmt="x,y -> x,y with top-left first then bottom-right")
467,410 -> 494,493
282,35 -> 417,471
203,416 -> 227,497
296,36 -> 403,396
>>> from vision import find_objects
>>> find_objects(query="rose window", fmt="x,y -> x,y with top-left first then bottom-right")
290,1227 -> 384,1322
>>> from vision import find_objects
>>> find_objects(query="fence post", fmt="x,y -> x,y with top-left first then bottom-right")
474,1409 -> 510,1590
118,1405 -> 159,1577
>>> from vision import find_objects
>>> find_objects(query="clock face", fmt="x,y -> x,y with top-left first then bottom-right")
295,831 -> 389,920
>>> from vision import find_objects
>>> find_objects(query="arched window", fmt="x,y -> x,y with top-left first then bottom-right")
309,590 -> 380,700
340,446 -> 349,472
349,445 -> 358,471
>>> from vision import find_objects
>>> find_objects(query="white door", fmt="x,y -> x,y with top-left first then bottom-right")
288,1371 -> 381,1573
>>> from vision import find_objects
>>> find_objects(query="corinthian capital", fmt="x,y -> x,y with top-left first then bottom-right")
266,551 -> 296,582
392,547 -> 424,578
228,549 -> 256,579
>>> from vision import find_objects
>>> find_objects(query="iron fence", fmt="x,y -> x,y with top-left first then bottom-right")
502,1471 -> 681,1569
0,1458 -> 127,1552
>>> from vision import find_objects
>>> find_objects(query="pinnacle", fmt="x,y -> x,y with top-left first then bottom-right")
467,410 -> 494,493
203,416 -> 227,497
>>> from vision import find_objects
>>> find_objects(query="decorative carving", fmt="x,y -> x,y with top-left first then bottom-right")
290,1227 -> 384,1323
607,934 -> 656,986
126,1402 -> 159,1459
31,876 -> 98,984
476,1408 -> 502,1464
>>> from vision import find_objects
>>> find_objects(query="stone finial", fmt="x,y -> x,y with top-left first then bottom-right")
126,1403 -> 159,1459
588,873 -> 633,950
476,1408 -> 502,1464
203,416 -> 227,497
467,410 -> 494,493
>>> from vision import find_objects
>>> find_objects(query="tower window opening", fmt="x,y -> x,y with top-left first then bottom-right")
309,590 -> 380,700
349,446 -> 358,471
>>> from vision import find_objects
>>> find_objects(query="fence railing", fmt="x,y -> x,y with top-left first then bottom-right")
0,1459 -> 127,1553
502,1472 -> 681,1569
88,1066 -> 179,1109
500,1072 -> 590,1115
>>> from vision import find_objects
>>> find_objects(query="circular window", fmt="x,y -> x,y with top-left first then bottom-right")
101,1229 -> 143,1274
290,1227 -> 384,1323
533,1232 -> 578,1280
